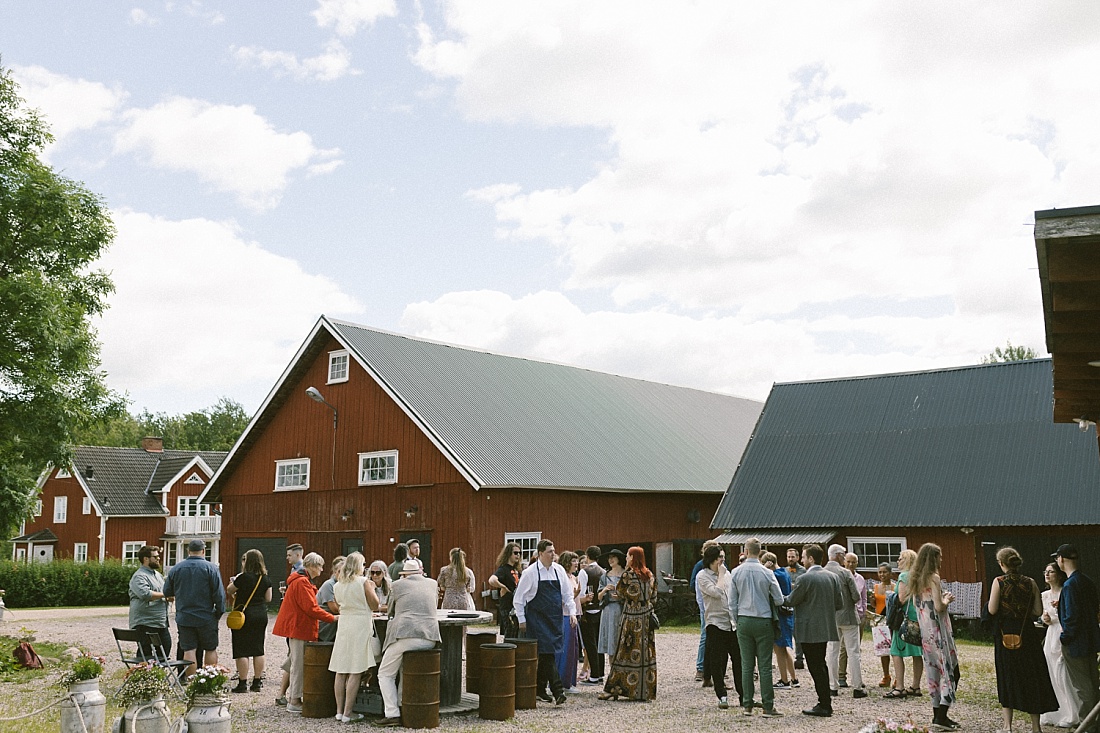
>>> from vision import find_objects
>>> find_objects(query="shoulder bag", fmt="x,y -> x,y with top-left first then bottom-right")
901,592 -> 921,646
227,575 -> 261,630
1001,579 -> 1033,651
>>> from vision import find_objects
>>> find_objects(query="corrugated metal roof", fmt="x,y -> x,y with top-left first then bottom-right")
329,320 -> 763,493
712,359 -> 1100,529
712,530 -> 837,545
72,446 -> 226,516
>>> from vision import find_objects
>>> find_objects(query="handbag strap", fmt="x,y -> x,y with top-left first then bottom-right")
237,574 -> 262,611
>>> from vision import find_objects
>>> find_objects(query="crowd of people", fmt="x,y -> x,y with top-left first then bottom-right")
124,535 -> 1100,731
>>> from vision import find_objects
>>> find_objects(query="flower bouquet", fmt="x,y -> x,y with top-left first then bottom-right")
113,662 -> 169,707
56,653 -> 106,688
858,717 -> 930,733
185,665 -> 231,702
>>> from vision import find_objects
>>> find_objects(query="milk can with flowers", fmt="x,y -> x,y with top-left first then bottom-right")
183,665 -> 232,733
111,662 -> 170,733
57,653 -> 108,733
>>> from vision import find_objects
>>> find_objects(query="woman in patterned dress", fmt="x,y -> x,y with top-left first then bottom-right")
437,547 -> 476,611
905,543 -> 961,732
988,547 -> 1057,733
599,546 -> 657,701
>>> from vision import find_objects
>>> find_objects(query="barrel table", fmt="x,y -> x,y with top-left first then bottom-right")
504,637 -> 538,709
436,610 -> 493,707
302,641 -> 337,719
478,643 -> 516,721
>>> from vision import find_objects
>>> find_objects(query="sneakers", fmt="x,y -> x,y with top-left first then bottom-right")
790,679 -> 801,688
581,677 -> 602,685
275,696 -> 287,706
695,670 -> 704,682
933,719 -> 960,731
564,686 -> 581,694
286,703 -> 303,714
536,692 -> 553,703
554,694 -> 567,705
773,681 -> 790,690
718,696 -> 729,709
838,679 -> 849,688
345,713 -> 366,724
762,708 -> 783,718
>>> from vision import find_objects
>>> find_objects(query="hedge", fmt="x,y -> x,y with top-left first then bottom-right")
0,559 -> 132,607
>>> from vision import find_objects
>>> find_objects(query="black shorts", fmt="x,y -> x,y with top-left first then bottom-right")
177,623 -> 219,652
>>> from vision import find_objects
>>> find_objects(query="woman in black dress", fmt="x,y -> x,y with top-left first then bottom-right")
227,549 -> 273,692
987,546 -> 1057,733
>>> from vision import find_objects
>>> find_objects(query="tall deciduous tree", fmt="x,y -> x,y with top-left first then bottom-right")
77,397 -> 251,452
0,64 -> 124,540
980,341 -> 1039,364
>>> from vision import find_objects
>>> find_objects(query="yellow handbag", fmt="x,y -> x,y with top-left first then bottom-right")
227,576 -> 261,630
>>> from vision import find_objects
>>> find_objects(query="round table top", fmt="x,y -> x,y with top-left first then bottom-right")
437,609 -> 493,626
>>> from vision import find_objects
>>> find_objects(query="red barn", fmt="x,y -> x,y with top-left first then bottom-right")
11,439 -> 226,566
200,316 -> 762,595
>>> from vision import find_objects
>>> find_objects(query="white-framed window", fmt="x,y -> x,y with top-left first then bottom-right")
505,532 -> 542,567
177,497 -> 211,516
183,472 -> 205,485
34,499 -> 42,517
16,548 -> 26,561
275,458 -> 310,491
358,450 -> 398,485
82,496 -> 92,514
54,496 -> 68,523
166,542 -> 179,568
848,536 -> 908,572
56,467 -> 72,479
327,350 -> 350,384
74,543 -> 88,563
122,542 -> 144,564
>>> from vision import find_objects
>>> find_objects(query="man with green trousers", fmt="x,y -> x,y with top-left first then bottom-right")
728,537 -> 785,718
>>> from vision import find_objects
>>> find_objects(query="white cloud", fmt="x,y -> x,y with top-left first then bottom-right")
400,290 -> 1047,401
312,0 -> 397,37
10,65 -> 126,149
95,211 -> 364,413
232,39 -> 358,82
416,1 -> 1097,346
114,97 -> 342,210
129,8 -> 159,26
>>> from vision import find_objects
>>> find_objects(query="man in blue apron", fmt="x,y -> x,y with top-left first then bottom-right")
514,539 -> 578,705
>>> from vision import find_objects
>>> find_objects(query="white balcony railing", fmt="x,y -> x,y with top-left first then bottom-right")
164,515 -> 221,536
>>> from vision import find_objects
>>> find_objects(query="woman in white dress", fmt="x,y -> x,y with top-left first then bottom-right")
1040,562 -> 1081,729
328,552 -> 380,723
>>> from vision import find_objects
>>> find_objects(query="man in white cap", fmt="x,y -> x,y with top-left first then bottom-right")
375,559 -> 441,726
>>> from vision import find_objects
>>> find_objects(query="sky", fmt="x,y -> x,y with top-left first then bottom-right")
2,1 -> 1098,415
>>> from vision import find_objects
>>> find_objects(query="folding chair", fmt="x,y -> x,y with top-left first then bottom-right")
112,627 -> 156,668
145,633 -> 190,700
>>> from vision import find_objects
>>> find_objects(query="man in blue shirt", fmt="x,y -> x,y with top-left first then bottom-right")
164,539 -> 225,677
728,537 -> 785,717
1054,543 -> 1100,732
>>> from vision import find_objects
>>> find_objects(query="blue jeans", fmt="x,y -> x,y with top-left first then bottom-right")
696,600 -> 706,672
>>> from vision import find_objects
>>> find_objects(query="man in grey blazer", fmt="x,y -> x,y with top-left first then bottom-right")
824,543 -> 865,697
376,560 -> 442,726
784,544 -> 843,717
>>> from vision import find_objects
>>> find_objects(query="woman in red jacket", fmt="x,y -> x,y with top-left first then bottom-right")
272,552 -> 335,713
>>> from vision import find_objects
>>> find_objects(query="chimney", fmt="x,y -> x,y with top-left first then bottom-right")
141,436 -> 164,453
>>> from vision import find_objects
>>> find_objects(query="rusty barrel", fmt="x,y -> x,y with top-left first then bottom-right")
302,641 -> 337,719
478,643 -> 516,721
504,637 -> 538,709
465,631 -> 497,694
401,648 -> 440,729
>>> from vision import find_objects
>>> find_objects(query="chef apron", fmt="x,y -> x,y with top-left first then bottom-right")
527,564 -> 564,655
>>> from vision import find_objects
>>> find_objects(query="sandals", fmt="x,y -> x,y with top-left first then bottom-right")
884,688 -> 907,699
906,686 -> 923,697
597,692 -> 618,701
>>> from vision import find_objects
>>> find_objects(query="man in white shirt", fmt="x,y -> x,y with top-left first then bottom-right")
824,544 -> 865,698
577,546 -> 605,684
514,539 -> 577,705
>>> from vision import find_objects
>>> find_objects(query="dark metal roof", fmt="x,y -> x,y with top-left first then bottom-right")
711,359 -> 1100,530
71,446 -> 226,516
11,528 -> 58,543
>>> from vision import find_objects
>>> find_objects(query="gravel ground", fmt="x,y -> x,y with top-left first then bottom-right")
2,608 -> 1027,733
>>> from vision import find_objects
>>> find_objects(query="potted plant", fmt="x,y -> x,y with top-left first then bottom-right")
57,653 -> 108,733
183,665 -> 232,732
113,662 -> 170,733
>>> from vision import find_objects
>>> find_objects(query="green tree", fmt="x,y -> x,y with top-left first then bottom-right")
0,64 -> 124,541
980,340 -> 1039,364
76,397 -> 250,451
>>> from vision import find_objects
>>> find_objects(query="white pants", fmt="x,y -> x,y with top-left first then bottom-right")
826,625 -> 863,690
280,638 -> 306,701
378,638 -> 438,719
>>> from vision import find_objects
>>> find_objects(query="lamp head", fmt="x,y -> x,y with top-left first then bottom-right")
305,386 -> 325,403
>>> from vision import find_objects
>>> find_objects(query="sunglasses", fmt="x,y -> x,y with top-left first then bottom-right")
370,570 -> 383,575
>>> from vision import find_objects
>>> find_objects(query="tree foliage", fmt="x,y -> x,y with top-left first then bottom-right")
980,341 -> 1039,364
76,397 -> 251,451
0,64 -> 123,541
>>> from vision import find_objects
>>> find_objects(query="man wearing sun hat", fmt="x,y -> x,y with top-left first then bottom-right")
375,559 -> 441,726
1053,543 -> 1100,732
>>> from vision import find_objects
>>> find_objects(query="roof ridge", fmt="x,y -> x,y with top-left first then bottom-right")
772,357 -> 1051,387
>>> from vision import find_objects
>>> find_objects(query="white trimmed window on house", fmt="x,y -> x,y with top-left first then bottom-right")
183,472 -> 205,485
122,542 -> 144,564
328,350 -> 350,384
848,537 -> 907,572
275,458 -> 310,491
54,496 -> 68,523
16,548 -> 26,561
56,467 -> 72,479
166,543 -> 179,568
358,450 -> 397,485
177,497 -> 211,516
35,499 -> 42,517
82,496 -> 92,514
74,543 -> 88,563
505,532 -> 542,566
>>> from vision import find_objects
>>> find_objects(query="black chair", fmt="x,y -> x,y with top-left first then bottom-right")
112,627 -> 155,668
145,633 -> 190,699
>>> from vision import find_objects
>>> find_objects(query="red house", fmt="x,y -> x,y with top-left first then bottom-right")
11,439 -> 227,567
200,317 -> 762,594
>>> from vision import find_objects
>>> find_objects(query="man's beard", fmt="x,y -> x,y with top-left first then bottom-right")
149,560 -> 162,572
